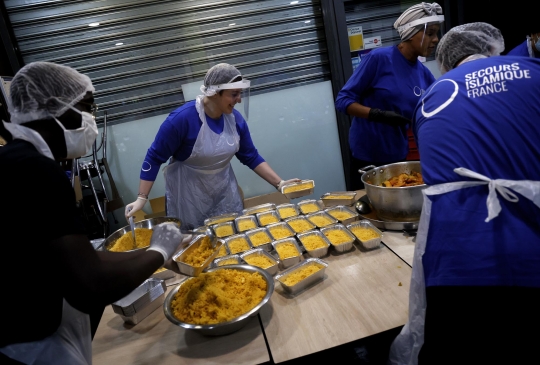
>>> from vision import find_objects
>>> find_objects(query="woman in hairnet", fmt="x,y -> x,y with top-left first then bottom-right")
335,2 -> 444,189
389,23 -> 540,365
126,63 -> 299,229
0,62 -> 188,364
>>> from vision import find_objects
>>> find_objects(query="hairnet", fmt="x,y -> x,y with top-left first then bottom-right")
394,2 -> 443,41
201,63 -> 243,96
9,62 -> 94,125
436,22 -> 505,74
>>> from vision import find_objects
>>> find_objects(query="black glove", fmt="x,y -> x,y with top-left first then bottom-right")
368,108 -> 410,127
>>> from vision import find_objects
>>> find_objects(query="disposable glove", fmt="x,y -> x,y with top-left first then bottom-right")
125,197 -> 147,218
163,234 -> 194,273
277,178 -> 302,191
147,223 -> 188,263
368,108 -> 410,127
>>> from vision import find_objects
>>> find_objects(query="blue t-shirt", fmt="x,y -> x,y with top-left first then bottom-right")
335,46 -> 435,162
507,40 -> 529,57
414,56 -> 540,288
140,101 -> 265,181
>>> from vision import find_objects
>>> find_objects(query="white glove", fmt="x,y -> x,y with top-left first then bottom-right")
147,223 -> 187,263
125,197 -> 147,218
277,178 -> 302,190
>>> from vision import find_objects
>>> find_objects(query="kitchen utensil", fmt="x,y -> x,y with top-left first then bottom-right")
184,226 -> 217,248
128,214 -> 137,247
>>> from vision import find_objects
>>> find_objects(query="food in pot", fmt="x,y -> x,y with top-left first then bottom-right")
327,210 -> 355,221
243,254 -> 275,269
307,215 -> 333,227
215,225 -> 234,238
237,219 -> 256,232
228,237 -> 250,254
259,214 -> 279,226
275,242 -> 300,259
323,229 -> 352,245
381,172 -> 424,187
283,182 -> 314,193
281,263 -> 324,286
299,235 -> 327,250
249,231 -> 272,247
299,203 -> 320,214
217,258 -> 239,266
170,269 -> 267,324
278,207 -> 298,219
350,226 -> 380,241
179,236 -> 216,266
109,228 -> 153,252
269,226 -> 294,239
216,245 -> 228,258
287,218 -> 315,233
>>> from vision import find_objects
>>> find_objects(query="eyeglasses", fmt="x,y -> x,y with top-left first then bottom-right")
78,101 -> 99,116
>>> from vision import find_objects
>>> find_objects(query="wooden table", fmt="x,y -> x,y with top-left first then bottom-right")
259,244 -> 412,363
92,286 -> 270,365
381,231 -> 416,267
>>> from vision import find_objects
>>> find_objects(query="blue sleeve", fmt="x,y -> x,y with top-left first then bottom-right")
506,40 -> 529,57
140,112 -> 185,181
335,53 -> 379,114
234,111 -> 265,169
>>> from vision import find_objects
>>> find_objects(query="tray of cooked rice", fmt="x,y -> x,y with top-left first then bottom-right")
305,211 -> 338,228
173,234 -> 224,276
212,221 -> 237,238
275,258 -> 328,294
271,238 -> 303,269
242,203 -> 276,216
204,213 -> 239,227
163,265 -> 274,336
267,221 -> 295,241
296,230 -> 331,258
224,233 -> 254,255
320,224 -> 356,252
244,227 -> 273,252
213,254 -> 242,267
297,199 -> 324,215
276,203 -> 300,220
240,248 -> 279,276
213,240 -> 230,259
284,216 -> 316,234
320,191 -> 358,207
280,179 -> 315,199
324,205 -> 360,226
346,220 -> 383,250
103,217 -> 181,253
255,210 -> 281,227
234,215 -> 258,233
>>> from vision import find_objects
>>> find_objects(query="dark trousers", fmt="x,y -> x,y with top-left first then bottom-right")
419,286 -> 540,365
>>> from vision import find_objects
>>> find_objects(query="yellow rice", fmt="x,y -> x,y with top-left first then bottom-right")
299,203 -> 320,214
216,245 -> 228,258
249,231 -> 271,246
328,210 -> 354,221
109,228 -> 153,252
228,238 -> 250,254
283,182 -> 314,193
208,217 -> 235,225
281,264 -> 323,286
215,225 -> 234,238
180,236 -> 215,266
300,235 -> 327,250
238,219 -> 257,232
308,215 -> 333,227
244,255 -> 275,269
170,269 -> 267,324
287,219 -> 314,233
269,226 -> 293,239
278,207 -> 298,219
259,214 -> 279,226
217,258 -> 238,266
350,226 -> 380,241
323,229 -> 352,245
275,242 -> 299,259
323,195 -> 354,199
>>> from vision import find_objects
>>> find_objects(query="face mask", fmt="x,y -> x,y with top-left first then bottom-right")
53,111 -> 98,159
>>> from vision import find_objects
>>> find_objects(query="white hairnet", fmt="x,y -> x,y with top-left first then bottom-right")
436,22 -> 505,74
9,62 -> 94,125
201,63 -> 242,97
394,2 -> 444,41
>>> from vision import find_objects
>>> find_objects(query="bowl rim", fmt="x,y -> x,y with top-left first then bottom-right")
163,264 -> 274,330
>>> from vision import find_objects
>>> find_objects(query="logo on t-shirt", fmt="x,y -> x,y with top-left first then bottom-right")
413,86 -> 426,97
421,79 -> 459,117
464,62 -> 531,98
142,161 -> 151,172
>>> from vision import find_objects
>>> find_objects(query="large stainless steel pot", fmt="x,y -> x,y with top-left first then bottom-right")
359,161 -> 426,222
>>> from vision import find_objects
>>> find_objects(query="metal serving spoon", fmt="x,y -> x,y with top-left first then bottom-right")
184,226 -> 217,248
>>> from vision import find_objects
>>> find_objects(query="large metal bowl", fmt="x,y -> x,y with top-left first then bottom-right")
102,217 -> 181,252
360,161 -> 426,222
163,264 -> 274,336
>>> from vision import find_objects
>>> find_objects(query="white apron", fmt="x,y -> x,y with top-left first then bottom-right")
389,167 -> 540,365
0,299 -> 92,365
164,95 -> 243,229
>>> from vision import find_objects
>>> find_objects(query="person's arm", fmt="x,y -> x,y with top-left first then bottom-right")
253,162 -> 282,189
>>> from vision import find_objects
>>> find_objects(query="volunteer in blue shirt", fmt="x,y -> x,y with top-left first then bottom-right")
125,63 -> 299,229
389,23 -> 540,365
507,31 -> 539,58
335,2 -> 443,189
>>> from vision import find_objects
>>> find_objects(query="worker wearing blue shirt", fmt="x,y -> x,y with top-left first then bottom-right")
507,32 -> 540,58
390,23 -> 540,365
126,63 -> 299,229
335,2 -> 443,189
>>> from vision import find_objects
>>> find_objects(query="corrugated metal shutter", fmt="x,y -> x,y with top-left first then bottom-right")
4,0 -> 329,125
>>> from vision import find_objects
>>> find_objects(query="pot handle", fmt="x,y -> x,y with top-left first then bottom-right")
358,165 -> 376,175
